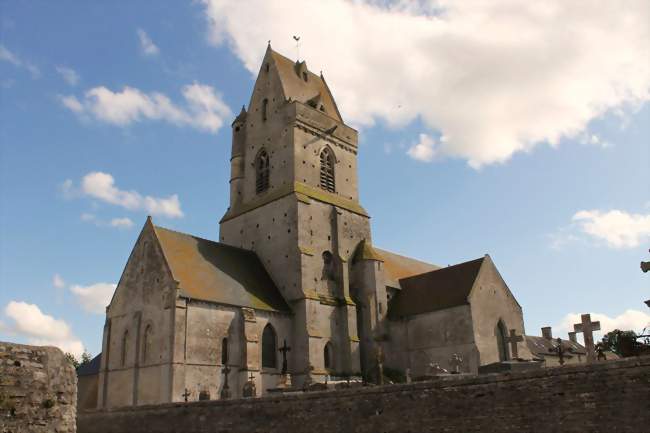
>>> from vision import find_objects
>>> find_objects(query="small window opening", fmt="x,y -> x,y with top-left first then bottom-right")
143,325 -> 153,364
121,330 -> 130,367
255,149 -> 270,193
265,63 -> 270,73
302,72 -> 308,82
319,148 -> 335,192
324,342 -> 333,370
262,98 -> 268,122
221,338 -> 229,365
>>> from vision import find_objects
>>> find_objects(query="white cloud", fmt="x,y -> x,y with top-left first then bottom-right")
110,217 -> 134,229
61,83 -> 231,133
0,44 -> 40,78
556,309 -> 650,344
67,171 -> 183,218
53,274 -> 65,289
137,29 -> 160,56
56,66 -> 79,86
69,283 -> 116,314
407,133 -> 437,162
2,301 -> 84,357
572,209 -> 650,248
59,95 -> 84,113
201,0 -> 650,168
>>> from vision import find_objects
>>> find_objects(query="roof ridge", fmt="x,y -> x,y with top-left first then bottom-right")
153,225 -> 258,256
374,247 -> 438,267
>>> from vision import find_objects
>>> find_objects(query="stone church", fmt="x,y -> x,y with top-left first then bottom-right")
90,46 -> 532,409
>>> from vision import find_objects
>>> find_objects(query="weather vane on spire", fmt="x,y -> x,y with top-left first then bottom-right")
293,35 -> 301,61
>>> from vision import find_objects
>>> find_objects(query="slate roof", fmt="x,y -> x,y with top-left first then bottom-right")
76,353 -> 101,377
269,48 -> 343,121
388,257 -> 485,318
374,248 -> 440,289
525,335 -> 587,359
154,226 -> 290,313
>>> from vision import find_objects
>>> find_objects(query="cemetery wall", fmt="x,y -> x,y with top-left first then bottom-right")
78,355 -> 650,433
0,341 -> 77,433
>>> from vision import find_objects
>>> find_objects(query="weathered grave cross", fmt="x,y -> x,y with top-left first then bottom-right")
573,313 -> 601,363
278,339 -> 291,375
220,364 -> 231,400
552,337 -> 566,365
182,388 -> 191,402
449,353 -> 463,374
505,329 -> 524,359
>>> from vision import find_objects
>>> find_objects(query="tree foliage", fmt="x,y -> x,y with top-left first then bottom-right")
599,329 -> 645,357
64,350 -> 93,370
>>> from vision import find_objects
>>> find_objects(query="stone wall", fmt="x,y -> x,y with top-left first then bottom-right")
0,342 -> 77,433
78,356 -> 650,433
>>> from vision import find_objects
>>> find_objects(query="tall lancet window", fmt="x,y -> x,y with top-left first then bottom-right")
319,147 -> 335,193
255,149 -> 270,194
496,320 -> 509,361
121,330 -> 130,367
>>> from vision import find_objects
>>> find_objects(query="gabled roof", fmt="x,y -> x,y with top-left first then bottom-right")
374,248 -> 440,289
267,48 -> 343,122
77,353 -> 101,377
525,335 -> 587,358
153,225 -> 290,313
388,257 -> 485,318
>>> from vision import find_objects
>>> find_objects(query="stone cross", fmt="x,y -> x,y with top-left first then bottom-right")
505,329 -> 524,359
449,353 -> 463,374
220,364 -> 231,400
278,339 -> 291,375
573,313 -> 601,363
182,388 -> 191,402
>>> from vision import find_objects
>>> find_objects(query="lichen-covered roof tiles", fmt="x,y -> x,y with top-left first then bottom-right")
374,248 -> 440,289
269,48 -> 342,121
388,257 -> 485,318
154,226 -> 290,313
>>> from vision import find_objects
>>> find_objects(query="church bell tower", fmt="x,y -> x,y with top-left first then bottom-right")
219,45 -> 375,383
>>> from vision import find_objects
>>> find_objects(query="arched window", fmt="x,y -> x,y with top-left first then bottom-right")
496,320 -> 509,361
261,324 -> 277,369
221,337 -> 229,365
121,330 -> 130,367
322,250 -> 335,280
142,325 -> 153,364
319,147 -> 335,192
324,342 -> 334,370
255,149 -> 270,194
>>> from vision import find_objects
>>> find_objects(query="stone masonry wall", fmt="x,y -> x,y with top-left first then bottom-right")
78,356 -> 650,433
0,342 -> 77,433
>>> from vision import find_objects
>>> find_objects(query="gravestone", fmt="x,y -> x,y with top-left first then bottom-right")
220,364 -> 231,400
574,314 -> 601,363
242,372 -> 256,398
449,353 -> 463,374
505,329 -> 524,359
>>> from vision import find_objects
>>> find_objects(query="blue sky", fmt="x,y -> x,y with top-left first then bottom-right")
1,1 -> 649,357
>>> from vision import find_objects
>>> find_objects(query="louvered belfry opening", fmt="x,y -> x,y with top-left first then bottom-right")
319,148 -> 335,192
256,149 -> 270,193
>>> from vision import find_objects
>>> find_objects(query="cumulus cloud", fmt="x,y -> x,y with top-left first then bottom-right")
0,44 -> 40,78
110,217 -> 134,229
201,0 -> 650,167
69,283 -> 116,314
53,274 -> 65,289
60,83 -> 231,133
64,171 -> 183,218
556,309 -> 650,344
407,133 -> 437,162
2,301 -> 84,357
137,29 -> 160,56
56,66 -> 80,86
572,209 -> 650,248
